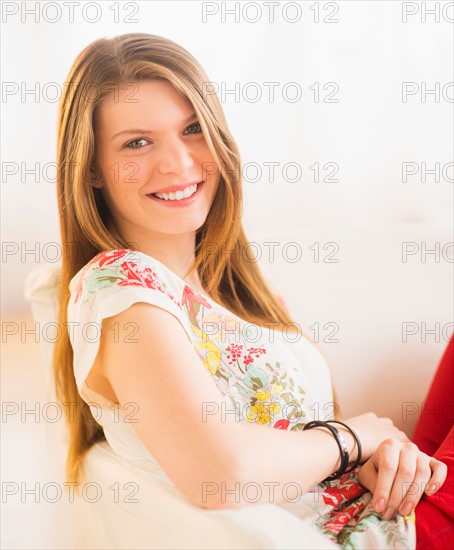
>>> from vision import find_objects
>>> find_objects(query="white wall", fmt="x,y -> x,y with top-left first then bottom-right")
2,2 -> 453,549
2,0 -> 453,311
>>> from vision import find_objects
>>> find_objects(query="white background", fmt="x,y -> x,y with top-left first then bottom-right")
2,0 -> 453,311
1,2 -> 453,549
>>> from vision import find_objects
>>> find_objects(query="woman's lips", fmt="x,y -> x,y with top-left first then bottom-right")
151,180 -> 203,194
146,181 -> 204,207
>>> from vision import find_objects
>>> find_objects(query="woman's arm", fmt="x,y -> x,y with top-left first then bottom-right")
98,302 -> 407,510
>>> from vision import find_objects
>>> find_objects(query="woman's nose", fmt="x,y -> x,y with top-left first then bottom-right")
156,138 -> 194,175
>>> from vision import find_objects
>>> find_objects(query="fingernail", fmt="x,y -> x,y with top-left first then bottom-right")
400,502 -> 413,516
374,497 -> 386,513
382,507 -> 395,520
426,483 -> 437,493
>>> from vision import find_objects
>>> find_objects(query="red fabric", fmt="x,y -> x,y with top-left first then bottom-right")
411,335 -> 454,549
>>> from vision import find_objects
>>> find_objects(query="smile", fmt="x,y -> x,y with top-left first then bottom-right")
146,181 -> 204,207
151,183 -> 198,201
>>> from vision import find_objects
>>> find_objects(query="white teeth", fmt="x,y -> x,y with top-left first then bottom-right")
153,184 -> 198,201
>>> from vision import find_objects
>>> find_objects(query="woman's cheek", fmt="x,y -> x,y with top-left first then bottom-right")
110,157 -> 148,186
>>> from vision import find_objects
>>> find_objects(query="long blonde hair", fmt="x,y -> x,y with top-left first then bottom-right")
54,33 -> 339,487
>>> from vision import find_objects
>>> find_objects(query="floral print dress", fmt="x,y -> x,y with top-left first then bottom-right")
68,248 -> 417,549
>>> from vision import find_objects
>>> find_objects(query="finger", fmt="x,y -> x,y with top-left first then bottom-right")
372,440 -> 401,515
382,442 -> 419,520
424,458 -> 448,496
357,458 -> 377,493
396,429 -> 410,443
398,454 -> 432,517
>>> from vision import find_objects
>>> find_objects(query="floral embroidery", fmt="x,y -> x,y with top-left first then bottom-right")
243,346 -> 267,366
274,418 -> 290,430
72,255 -> 101,303
322,474 -> 368,507
225,343 -> 244,365
70,248 -> 417,550
202,311 -> 239,343
73,249 -> 180,309
182,285 -> 212,321
191,326 -> 222,375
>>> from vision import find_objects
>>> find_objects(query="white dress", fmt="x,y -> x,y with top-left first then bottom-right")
67,248 -> 417,549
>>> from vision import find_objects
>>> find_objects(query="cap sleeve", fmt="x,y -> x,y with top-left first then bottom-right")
67,248 -> 191,396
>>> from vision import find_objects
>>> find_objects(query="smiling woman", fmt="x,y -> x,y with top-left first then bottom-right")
91,78 -> 220,267
52,33 -> 453,550
55,29 -> 317,502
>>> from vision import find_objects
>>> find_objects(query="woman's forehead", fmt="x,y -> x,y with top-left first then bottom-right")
96,80 -> 195,137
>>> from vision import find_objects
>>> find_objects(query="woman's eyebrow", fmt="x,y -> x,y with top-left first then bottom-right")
111,112 -> 198,140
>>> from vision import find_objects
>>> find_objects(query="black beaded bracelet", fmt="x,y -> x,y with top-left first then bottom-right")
325,420 -> 363,473
303,420 -> 350,481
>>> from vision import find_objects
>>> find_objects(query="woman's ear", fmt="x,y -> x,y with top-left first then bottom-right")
89,162 -> 103,189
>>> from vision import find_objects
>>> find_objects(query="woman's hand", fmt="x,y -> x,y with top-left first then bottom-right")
341,412 -> 410,463
356,438 -> 448,520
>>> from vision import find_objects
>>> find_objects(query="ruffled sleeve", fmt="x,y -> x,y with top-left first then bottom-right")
67,248 -> 192,396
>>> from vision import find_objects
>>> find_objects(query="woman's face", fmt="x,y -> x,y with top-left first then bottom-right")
93,79 -> 220,245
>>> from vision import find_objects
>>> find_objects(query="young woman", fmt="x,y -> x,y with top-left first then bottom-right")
53,33 -> 453,549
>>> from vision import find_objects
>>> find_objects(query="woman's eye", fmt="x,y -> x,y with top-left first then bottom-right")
125,138 -> 149,149
185,122 -> 202,135
123,124 -> 201,149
